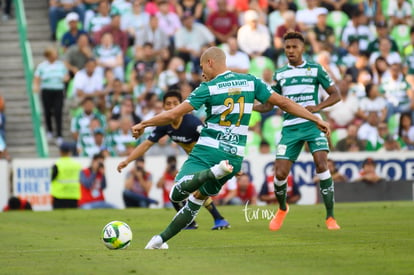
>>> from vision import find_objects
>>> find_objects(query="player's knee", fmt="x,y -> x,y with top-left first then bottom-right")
275,169 -> 289,181
193,190 -> 208,201
169,183 -> 189,202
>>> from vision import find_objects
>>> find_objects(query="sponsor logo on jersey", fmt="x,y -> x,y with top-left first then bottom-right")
216,128 -> 239,144
217,80 -> 248,89
301,78 -> 313,83
289,94 -> 313,102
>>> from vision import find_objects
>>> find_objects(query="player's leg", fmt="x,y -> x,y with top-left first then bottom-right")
171,200 -> 199,229
41,90 -> 54,138
145,191 -> 208,250
203,197 -> 231,230
145,160 -> 234,249
312,150 -> 340,230
274,159 -> 293,211
164,161 -> 233,235
54,90 -> 64,140
169,160 -> 233,203
159,191 -> 207,242
307,124 -> 340,230
269,128 -> 303,231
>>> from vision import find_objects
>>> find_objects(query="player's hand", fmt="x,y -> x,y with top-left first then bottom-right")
305,105 -> 319,113
117,161 -> 129,173
131,123 -> 145,139
316,120 -> 331,138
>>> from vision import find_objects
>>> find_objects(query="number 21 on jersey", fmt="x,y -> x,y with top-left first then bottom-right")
219,96 -> 245,127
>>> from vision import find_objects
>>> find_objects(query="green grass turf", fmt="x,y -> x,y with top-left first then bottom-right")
1,201 -> 414,275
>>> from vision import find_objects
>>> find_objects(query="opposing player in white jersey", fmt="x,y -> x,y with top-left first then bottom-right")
130,46 -> 331,249
254,31 -> 341,231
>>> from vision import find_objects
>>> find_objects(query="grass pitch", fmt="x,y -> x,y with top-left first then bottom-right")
1,201 -> 413,275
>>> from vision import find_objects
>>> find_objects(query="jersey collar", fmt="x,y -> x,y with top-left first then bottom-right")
287,60 -> 307,69
212,70 -> 232,80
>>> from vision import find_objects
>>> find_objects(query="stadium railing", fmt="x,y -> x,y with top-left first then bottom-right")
13,0 -> 49,157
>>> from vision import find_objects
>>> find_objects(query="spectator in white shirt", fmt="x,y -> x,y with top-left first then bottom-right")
341,9 -> 374,53
295,0 -> 321,32
356,83 -> 387,123
369,38 -> 401,67
357,111 -> 381,148
380,62 -> 414,121
388,0 -> 412,27
174,11 -> 215,74
224,37 -> 250,74
135,15 -> 170,55
237,9 -> 272,59
324,79 -> 359,129
73,58 -> 105,104
156,0 -> 182,45
121,0 -> 150,42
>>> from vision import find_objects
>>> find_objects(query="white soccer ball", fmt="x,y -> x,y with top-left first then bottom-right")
101,221 -> 133,250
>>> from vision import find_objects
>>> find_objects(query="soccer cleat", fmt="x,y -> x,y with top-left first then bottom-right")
211,160 -> 234,179
269,204 -> 289,231
211,219 -> 231,230
144,235 -> 169,249
325,217 -> 341,230
184,221 -> 199,230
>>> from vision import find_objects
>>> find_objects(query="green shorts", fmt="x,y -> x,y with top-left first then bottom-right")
176,144 -> 243,196
276,121 -> 329,162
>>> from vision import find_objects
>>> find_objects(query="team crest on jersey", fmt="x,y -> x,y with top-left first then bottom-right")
305,67 -> 312,76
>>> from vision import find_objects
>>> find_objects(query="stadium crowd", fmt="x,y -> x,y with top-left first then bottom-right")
26,0 -> 414,160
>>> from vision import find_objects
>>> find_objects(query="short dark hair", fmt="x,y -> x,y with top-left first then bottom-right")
167,155 -> 177,164
283,31 -> 305,43
86,57 -> 96,64
163,90 -> 182,103
362,158 -> 376,167
93,152 -> 105,160
82,96 -> 94,105
143,42 -> 154,48
365,83 -> 374,97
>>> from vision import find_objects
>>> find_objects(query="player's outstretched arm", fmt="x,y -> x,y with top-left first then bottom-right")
267,93 -> 331,137
131,102 -> 194,139
117,140 -> 155,173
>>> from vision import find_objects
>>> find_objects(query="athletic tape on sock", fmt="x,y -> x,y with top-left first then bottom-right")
189,194 -> 205,206
274,177 -> 287,186
317,170 -> 331,181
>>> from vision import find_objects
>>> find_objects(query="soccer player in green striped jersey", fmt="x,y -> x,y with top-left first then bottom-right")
133,46 -> 331,249
255,31 -> 341,231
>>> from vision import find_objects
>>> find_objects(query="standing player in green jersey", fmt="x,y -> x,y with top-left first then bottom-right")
131,46 -> 331,249
254,31 -> 341,231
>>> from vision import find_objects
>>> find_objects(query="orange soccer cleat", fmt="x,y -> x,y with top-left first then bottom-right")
325,217 -> 341,230
269,204 -> 289,231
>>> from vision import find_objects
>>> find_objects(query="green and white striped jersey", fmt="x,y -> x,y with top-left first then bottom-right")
34,60 -> 67,90
273,60 -> 334,127
93,45 -> 122,63
186,70 -> 273,157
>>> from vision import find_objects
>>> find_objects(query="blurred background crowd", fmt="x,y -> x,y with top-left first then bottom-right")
2,0 -> 414,159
